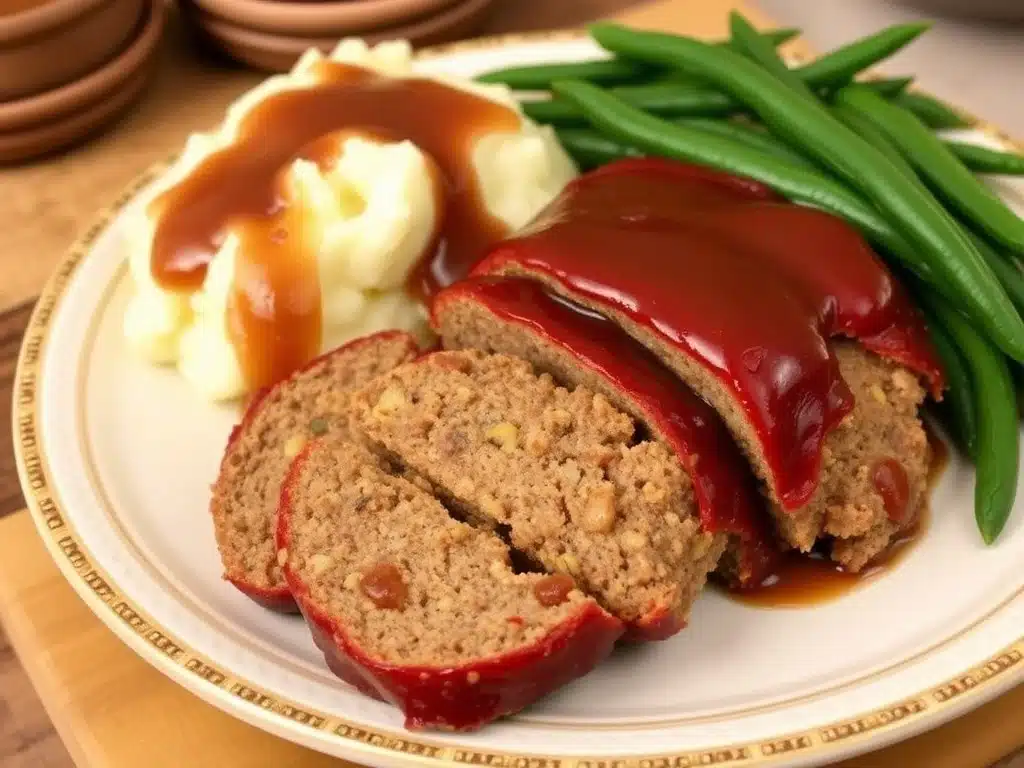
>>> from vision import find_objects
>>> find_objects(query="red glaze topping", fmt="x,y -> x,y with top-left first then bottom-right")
277,447 -> 623,731
295,592 -> 622,730
872,458 -> 911,523
149,61 -> 518,389
432,277 -> 778,586
224,576 -> 300,613
475,158 -> 943,511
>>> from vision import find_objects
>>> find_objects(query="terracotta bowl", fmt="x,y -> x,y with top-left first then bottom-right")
188,0 -> 494,73
192,0 -> 463,36
0,0 -> 164,133
0,0 -> 164,164
0,65 -> 152,164
0,0 -> 147,101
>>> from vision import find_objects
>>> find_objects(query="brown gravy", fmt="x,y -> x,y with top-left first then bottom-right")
727,424 -> 949,608
148,60 -> 519,389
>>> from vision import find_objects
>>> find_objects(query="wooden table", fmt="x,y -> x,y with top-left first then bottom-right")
1,1 -> 1022,766
0,6 -> 655,765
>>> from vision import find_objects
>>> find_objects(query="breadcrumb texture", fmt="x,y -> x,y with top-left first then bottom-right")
279,438 -> 622,730
210,331 -> 419,608
352,350 -> 724,638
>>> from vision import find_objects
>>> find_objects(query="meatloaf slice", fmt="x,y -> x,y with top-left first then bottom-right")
278,438 -> 622,731
432,277 -> 779,587
210,331 -> 419,611
351,350 -> 725,640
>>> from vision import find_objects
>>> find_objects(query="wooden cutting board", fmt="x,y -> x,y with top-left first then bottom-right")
1,1 -> 1023,767
3,507 -> 1024,768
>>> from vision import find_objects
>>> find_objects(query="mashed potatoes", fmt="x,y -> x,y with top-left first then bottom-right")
124,39 -> 577,401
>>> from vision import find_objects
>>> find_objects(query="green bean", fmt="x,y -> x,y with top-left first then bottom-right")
522,82 -> 736,124
836,97 -> 1024,347
917,290 -> 1019,544
476,28 -> 800,89
729,12 -> 816,98
970,232 -> 1024,322
836,101 -> 1024,323
478,59 -> 654,89
794,22 -> 928,90
587,23 -> 1024,361
730,13 -> 922,97
725,27 -> 801,51
944,140 -> 1024,176
928,315 -> 979,459
555,128 -> 640,169
836,104 -> 1024,320
836,93 -> 1024,351
832,102 -> 918,176
525,76 -> 914,126
551,80 -> 937,283
862,76 -> 914,97
559,120 -> 811,169
837,84 -> 1024,254
833,99 -> 1024,322
728,14 -> 918,109
516,21 -> 911,127
726,19 -> 914,178
675,118 -> 814,167
892,91 -> 972,129
492,25 -> 910,96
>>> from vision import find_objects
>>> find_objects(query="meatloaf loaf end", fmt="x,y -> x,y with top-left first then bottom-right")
746,342 -> 930,567
278,438 -> 623,731
432,277 -> 779,587
210,331 -> 420,611
820,343 -> 930,571
480,264 -> 931,571
351,350 -> 726,640
472,157 -> 942,571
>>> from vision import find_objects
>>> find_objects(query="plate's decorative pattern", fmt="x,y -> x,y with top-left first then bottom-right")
12,32 -> 1024,768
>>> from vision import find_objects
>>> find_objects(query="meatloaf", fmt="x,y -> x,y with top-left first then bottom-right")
432,276 -> 779,587
278,438 -> 623,730
351,349 -> 725,639
210,331 -> 419,610
473,157 -> 943,570
819,344 -> 931,571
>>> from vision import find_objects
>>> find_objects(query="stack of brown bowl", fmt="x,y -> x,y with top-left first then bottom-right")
183,0 -> 496,72
0,0 -> 166,164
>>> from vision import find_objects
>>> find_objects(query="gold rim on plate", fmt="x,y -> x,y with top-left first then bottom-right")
12,30 -> 1024,767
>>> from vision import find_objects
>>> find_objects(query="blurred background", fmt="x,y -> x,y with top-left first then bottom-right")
760,0 -> 1023,136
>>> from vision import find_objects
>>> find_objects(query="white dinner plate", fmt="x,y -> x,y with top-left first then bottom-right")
13,31 -> 1024,768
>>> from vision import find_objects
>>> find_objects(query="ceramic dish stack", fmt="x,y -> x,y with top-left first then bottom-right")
183,0 -> 496,72
0,0 -> 166,164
